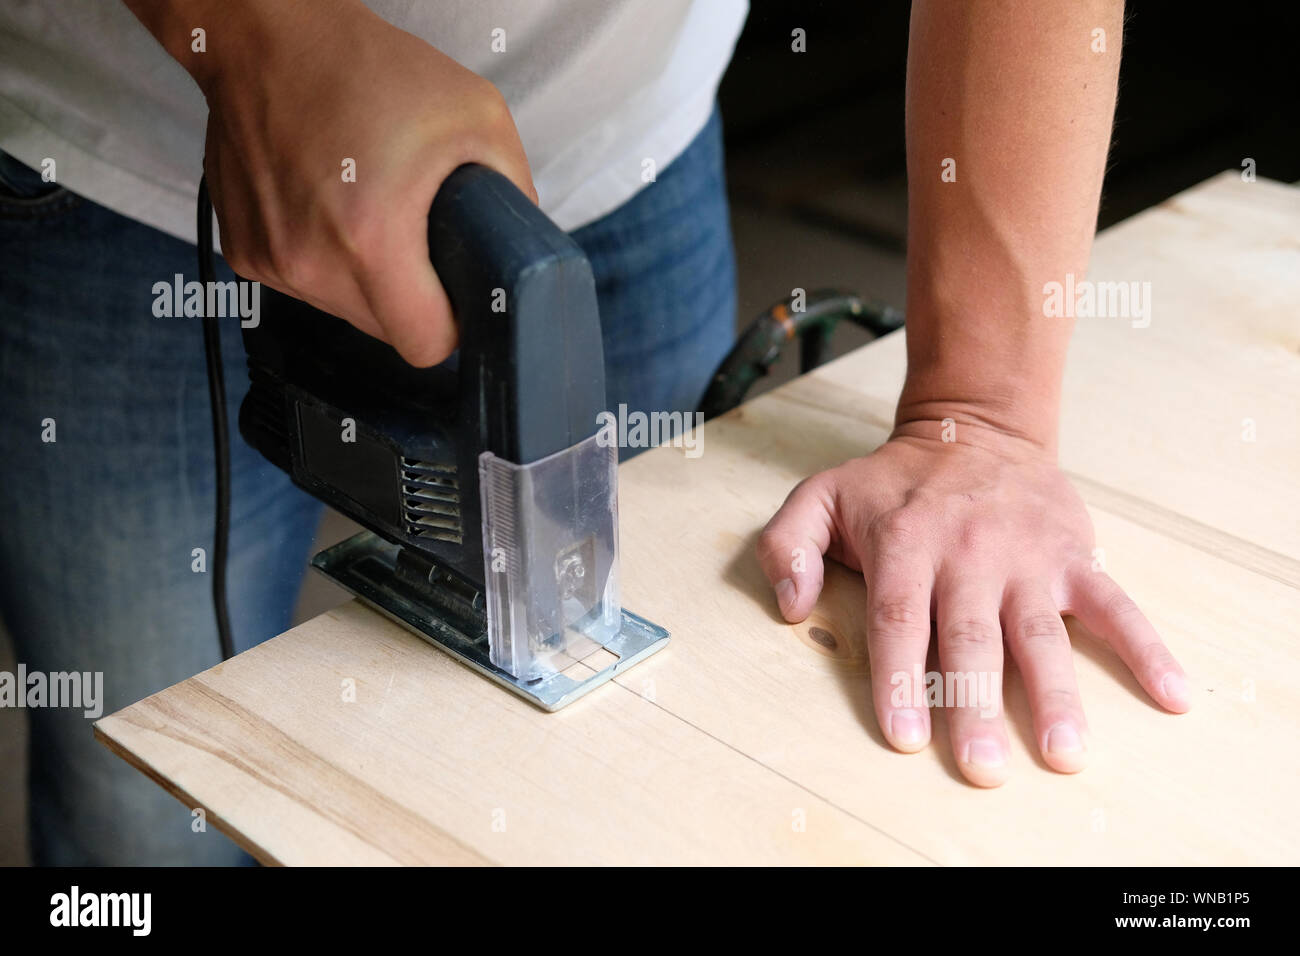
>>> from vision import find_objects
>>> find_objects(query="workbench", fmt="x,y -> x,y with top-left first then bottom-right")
97,172 -> 1300,865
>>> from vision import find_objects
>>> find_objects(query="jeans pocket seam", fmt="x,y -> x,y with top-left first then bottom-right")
0,189 -> 82,219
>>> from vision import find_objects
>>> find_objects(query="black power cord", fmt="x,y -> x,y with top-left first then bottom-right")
196,176 -> 235,662
696,290 -> 905,421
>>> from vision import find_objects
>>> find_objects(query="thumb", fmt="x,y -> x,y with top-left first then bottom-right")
353,200 -> 459,367
756,475 -> 836,622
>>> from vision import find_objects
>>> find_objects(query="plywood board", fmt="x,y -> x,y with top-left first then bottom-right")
98,174 -> 1300,865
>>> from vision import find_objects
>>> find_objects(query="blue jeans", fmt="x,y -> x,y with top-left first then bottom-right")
0,109 -> 734,865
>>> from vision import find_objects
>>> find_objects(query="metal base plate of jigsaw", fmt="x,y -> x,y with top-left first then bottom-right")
311,531 -> 670,711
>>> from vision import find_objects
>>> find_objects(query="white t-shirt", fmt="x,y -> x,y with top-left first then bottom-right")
0,0 -> 747,242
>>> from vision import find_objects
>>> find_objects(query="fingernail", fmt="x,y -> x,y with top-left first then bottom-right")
1161,672 -> 1190,706
774,578 -> 795,616
889,709 -> 927,747
1046,723 -> 1084,755
964,738 -> 1005,768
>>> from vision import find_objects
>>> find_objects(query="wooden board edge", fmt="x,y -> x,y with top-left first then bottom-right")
93,719 -> 285,867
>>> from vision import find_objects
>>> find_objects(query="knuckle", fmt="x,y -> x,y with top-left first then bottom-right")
871,510 -> 919,551
874,599 -> 922,627
1014,612 -> 1068,648
869,599 -> 927,644
941,617 -> 1001,651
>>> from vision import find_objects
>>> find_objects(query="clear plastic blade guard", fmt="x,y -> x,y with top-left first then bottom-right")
480,434 -> 624,681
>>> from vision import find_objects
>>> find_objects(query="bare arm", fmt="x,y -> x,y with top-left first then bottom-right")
759,0 -> 1189,787
899,0 -> 1123,451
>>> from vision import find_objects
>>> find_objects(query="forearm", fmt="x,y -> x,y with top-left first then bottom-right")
122,0 -> 366,92
897,0 -> 1124,452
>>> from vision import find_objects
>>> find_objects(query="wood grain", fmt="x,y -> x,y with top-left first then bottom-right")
97,173 -> 1300,865
96,601 -> 927,866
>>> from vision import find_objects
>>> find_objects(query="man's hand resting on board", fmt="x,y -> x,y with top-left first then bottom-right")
757,419 -> 1191,788
757,0 -> 1191,785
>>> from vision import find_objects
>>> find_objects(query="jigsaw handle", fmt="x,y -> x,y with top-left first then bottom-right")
427,164 -> 606,465
239,164 -> 608,590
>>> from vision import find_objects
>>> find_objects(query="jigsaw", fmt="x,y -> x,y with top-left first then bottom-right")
235,164 -> 668,710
